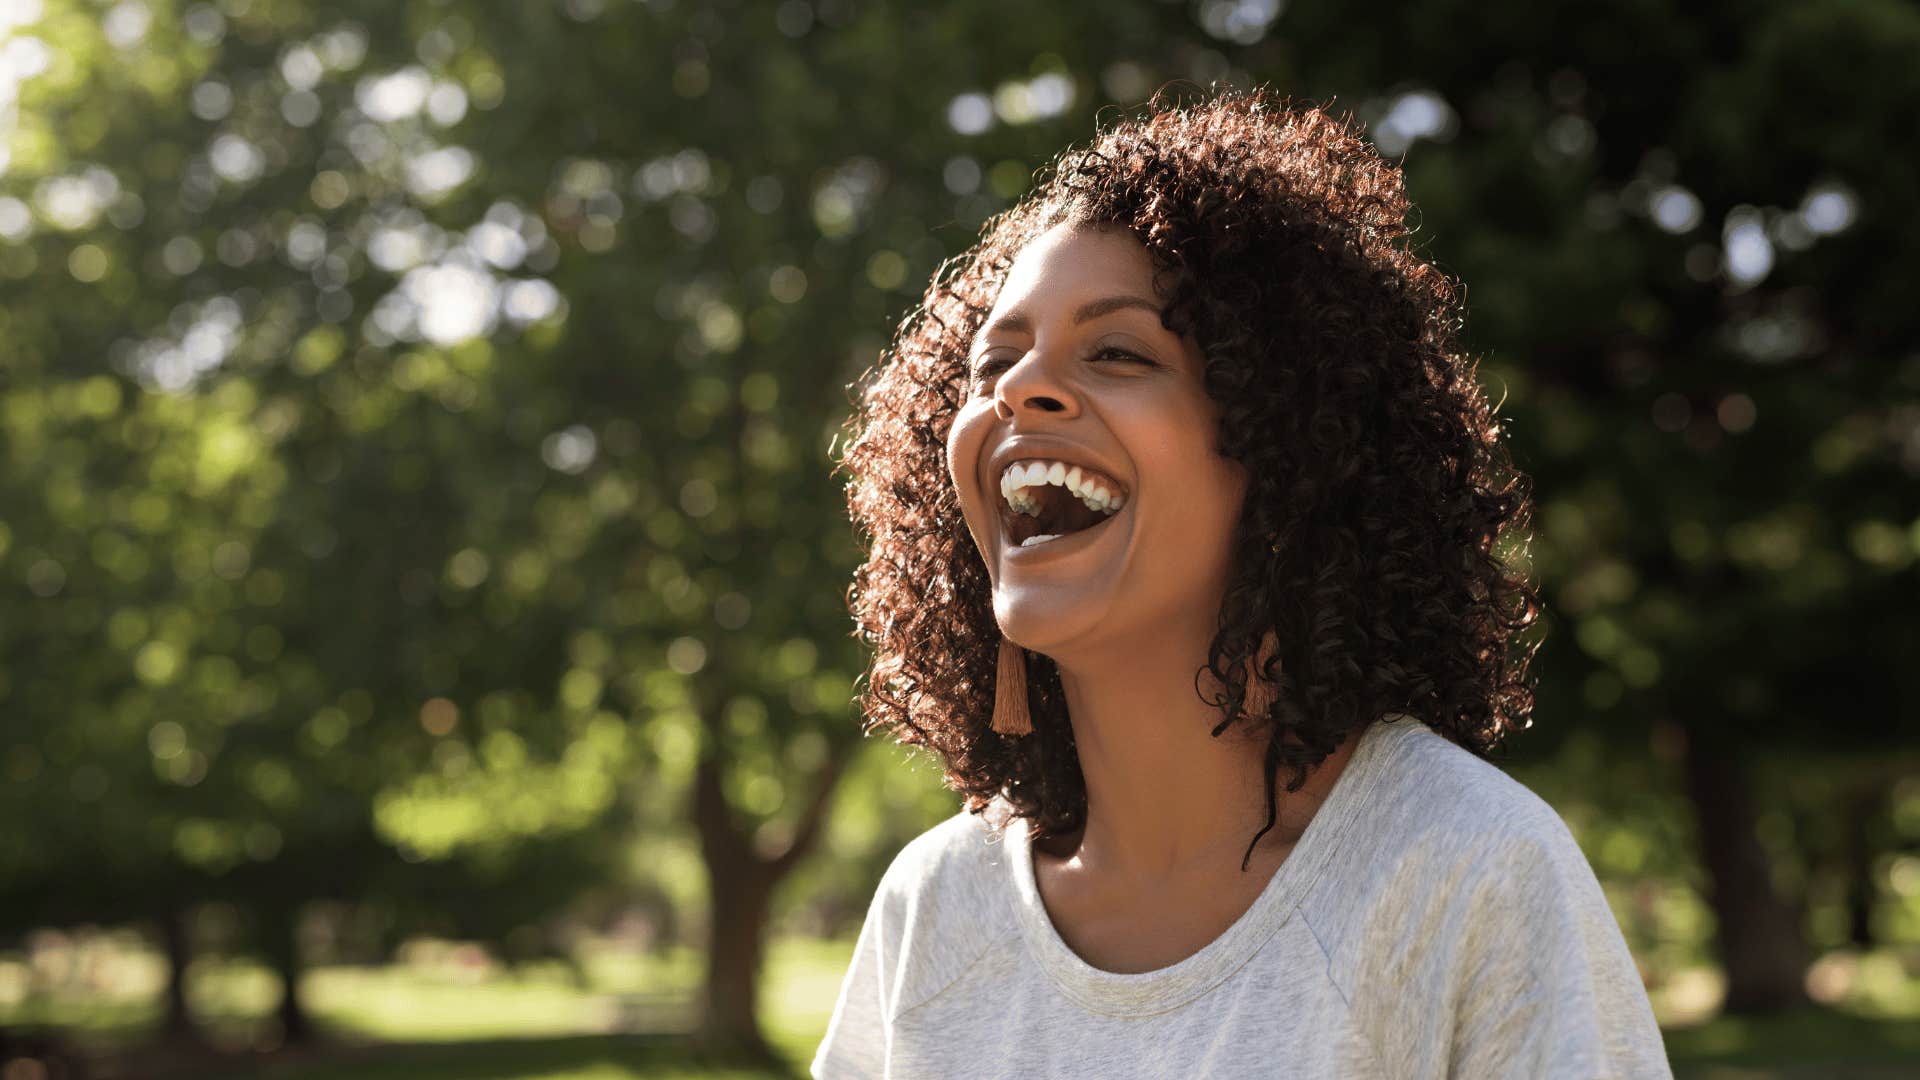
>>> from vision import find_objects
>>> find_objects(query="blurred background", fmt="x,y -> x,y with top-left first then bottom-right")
1,0 -> 1916,1077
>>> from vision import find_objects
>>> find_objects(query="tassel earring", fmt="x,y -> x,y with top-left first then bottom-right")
1242,630 -> 1281,718
992,636 -> 1033,736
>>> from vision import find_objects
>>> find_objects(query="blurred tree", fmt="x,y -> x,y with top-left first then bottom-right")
1,0 -> 1915,1063
0,0 -> 639,1045
1265,0 -> 1920,1011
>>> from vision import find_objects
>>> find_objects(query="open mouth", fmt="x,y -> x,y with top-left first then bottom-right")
997,459 -> 1129,549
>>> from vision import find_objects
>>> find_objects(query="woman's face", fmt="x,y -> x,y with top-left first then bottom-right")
946,221 -> 1249,658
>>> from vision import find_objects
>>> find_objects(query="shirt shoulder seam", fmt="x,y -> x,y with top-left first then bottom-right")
1300,904 -> 1392,1078
892,916 -> 1022,1022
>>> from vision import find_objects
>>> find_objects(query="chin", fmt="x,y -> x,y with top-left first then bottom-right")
992,590 -> 1110,659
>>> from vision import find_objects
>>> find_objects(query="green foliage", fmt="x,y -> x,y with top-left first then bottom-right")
1,0 -> 1916,1055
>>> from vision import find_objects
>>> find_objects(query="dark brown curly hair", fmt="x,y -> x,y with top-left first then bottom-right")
837,87 -> 1543,871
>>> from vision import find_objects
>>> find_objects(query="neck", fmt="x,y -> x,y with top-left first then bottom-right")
1044,609 -> 1358,883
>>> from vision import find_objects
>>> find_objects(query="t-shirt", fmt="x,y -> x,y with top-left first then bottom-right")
810,715 -> 1673,1079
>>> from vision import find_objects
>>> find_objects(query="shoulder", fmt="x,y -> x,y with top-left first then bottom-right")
1368,718 -> 1587,871
1323,724 -> 1671,1076
862,800 -> 1021,1018
1305,720 -> 1605,964
876,798 -> 1014,898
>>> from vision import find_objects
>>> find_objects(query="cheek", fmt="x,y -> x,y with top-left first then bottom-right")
945,404 -> 991,509
1204,436 -> 1250,527
1182,395 -> 1243,502
1178,462 -> 1247,533
1148,403 -> 1245,527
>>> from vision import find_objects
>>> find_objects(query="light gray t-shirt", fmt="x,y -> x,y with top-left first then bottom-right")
811,715 -> 1672,1079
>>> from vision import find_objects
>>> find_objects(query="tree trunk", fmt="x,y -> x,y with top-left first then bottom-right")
159,907 -> 201,1043
689,739 -> 847,1065
1835,765 -> 1916,950
262,903 -> 315,1045
1844,783 -> 1879,949
697,840 -> 778,1062
1679,734 -> 1811,1013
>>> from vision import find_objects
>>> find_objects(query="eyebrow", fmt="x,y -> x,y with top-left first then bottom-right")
978,294 -> 1164,339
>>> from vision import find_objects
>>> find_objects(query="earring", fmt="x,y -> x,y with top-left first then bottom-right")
1242,630 -> 1281,718
992,636 -> 1033,736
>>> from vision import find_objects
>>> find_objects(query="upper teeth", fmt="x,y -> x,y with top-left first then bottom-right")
999,459 -> 1127,517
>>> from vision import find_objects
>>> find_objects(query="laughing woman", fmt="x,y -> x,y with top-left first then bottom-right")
815,89 -> 1670,1079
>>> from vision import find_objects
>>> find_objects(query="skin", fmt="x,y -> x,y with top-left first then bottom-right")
945,221 -> 1360,972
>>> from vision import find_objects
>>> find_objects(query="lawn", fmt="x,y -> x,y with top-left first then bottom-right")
2,934 -> 1918,1078
1,934 -> 844,1078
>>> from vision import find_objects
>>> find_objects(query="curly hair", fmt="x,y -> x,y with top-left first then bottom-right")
837,86 -> 1543,871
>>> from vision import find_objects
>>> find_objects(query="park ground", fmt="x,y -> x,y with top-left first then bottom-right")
2,933 -> 1919,1078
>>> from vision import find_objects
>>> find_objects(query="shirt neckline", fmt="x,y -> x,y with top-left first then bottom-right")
1001,714 -> 1429,1017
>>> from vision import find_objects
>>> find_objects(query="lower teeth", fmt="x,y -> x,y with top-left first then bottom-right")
1019,534 -> 1062,548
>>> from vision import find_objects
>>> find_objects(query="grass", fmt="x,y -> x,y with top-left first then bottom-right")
1,934 -> 834,1078
193,1036 -> 775,1080
3,935 -> 1918,1078
1665,1007 -> 1920,1078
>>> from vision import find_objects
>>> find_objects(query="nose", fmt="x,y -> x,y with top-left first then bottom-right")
992,348 -> 1079,421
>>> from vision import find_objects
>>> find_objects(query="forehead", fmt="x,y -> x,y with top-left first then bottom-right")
992,222 -> 1158,310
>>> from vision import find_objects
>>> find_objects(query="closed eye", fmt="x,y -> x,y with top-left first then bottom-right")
969,356 -> 1013,381
969,345 -> 1156,384
1091,345 -> 1154,366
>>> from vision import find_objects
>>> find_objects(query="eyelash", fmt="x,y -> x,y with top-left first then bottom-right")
970,346 -> 1153,383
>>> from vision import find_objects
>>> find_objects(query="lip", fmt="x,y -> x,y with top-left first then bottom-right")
980,436 -> 1134,568
985,436 -> 1132,503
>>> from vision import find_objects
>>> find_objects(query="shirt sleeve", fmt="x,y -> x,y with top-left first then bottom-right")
811,884 -> 892,1080
1444,830 -> 1673,1079
1355,822 -> 1673,1080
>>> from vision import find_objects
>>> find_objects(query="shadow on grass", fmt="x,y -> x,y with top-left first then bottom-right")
85,1032 -> 805,1080
36,1002 -> 1920,1079
1665,1009 -> 1920,1078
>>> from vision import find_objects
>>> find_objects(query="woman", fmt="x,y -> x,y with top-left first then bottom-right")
815,88 -> 1671,1078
